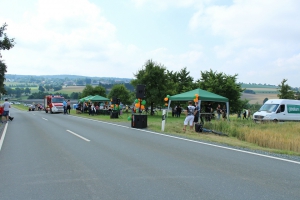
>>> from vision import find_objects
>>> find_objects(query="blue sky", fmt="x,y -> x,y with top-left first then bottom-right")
1,0 -> 299,87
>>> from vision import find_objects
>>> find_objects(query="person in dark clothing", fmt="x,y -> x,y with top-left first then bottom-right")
193,102 -> 200,126
172,106 -> 175,117
66,100 -> 71,114
176,105 -> 182,117
222,105 -> 227,120
205,102 -> 213,122
243,109 -> 247,119
88,103 -> 92,115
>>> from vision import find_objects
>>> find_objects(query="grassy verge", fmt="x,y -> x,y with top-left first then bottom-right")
11,105 -> 300,156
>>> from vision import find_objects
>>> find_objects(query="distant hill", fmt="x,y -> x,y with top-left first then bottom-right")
5,74 -> 132,82
240,83 -> 279,104
241,93 -> 278,104
240,83 -> 278,89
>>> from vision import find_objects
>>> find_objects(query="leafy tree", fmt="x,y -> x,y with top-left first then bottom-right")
108,84 -> 132,105
81,85 -> 106,97
131,60 -> 169,114
196,69 -> 244,113
70,92 -> 81,99
38,85 -> 45,92
15,87 -> 23,98
44,85 -> 51,91
176,67 -> 195,94
53,84 -> 62,91
81,84 -> 94,98
0,23 -> 17,94
93,85 -> 106,97
277,79 -> 295,99
295,91 -> 300,100
0,23 -> 15,58
25,87 -> 31,95
0,60 -> 7,94
28,91 -> 47,99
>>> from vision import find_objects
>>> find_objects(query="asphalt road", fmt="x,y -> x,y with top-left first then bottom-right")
0,108 -> 299,200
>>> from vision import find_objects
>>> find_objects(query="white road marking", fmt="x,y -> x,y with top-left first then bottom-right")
0,122 -> 8,151
69,115 -> 300,165
42,118 -> 48,121
66,130 -> 90,142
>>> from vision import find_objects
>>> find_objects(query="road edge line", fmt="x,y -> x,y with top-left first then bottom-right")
0,123 -> 8,152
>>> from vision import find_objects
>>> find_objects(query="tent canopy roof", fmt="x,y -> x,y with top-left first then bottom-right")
79,95 -> 93,102
89,95 -> 110,102
169,88 -> 228,102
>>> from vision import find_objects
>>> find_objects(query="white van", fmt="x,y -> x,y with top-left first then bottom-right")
253,99 -> 300,122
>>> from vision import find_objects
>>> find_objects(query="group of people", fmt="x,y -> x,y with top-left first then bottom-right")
216,104 -> 227,120
183,101 -> 200,132
76,102 -> 113,115
172,105 -> 182,117
1,98 -> 14,123
63,99 -> 71,114
183,101 -> 228,132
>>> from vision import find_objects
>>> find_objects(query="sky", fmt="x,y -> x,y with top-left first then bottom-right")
1,0 -> 299,87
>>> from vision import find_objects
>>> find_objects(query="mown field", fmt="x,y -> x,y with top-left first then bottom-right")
59,86 -> 85,95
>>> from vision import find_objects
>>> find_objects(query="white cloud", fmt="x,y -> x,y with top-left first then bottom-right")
131,0 -> 204,10
186,0 -> 300,86
1,0 -> 300,87
3,0 -> 144,78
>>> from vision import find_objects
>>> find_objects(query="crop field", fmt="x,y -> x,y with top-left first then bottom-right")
247,88 -> 278,91
58,86 -> 85,95
241,93 -> 278,104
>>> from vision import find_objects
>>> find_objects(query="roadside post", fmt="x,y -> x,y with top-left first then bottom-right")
161,109 -> 166,131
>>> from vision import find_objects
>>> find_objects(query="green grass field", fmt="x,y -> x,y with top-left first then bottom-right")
58,86 -> 85,95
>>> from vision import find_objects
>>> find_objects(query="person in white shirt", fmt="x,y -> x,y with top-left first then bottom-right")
2,99 -> 11,123
183,101 -> 197,132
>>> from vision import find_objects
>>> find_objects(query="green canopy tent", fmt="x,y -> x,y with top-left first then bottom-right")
168,88 -> 229,119
79,95 -> 93,103
89,95 -> 110,102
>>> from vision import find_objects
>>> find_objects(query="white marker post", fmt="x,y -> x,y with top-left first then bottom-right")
161,109 -> 166,131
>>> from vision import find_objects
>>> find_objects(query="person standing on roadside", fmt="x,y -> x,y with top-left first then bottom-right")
67,100 -> 71,114
216,104 -> 221,120
2,99 -> 11,123
222,105 -> 227,120
63,99 -> 67,115
176,105 -> 182,117
183,101 -> 196,132
193,102 -> 200,126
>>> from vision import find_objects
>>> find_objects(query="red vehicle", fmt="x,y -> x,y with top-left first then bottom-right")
44,95 -> 65,113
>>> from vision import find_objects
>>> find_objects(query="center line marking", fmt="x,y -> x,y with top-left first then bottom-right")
42,118 -> 48,121
66,130 -> 90,142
